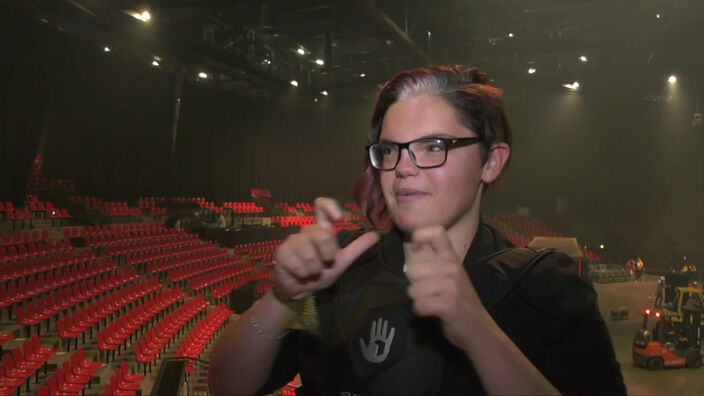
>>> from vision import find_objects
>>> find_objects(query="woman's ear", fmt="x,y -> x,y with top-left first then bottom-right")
481,143 -> 510,184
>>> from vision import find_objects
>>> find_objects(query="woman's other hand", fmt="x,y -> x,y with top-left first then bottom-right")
272,197 -> 380,301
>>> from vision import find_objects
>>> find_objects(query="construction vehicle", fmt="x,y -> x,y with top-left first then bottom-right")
665,287 -> 704,333
632,308 -> 702,370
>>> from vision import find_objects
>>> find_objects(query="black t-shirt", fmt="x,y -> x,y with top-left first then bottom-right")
258,222 -> 626,395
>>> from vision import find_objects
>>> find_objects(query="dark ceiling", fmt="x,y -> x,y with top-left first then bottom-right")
4,0 -> 704,104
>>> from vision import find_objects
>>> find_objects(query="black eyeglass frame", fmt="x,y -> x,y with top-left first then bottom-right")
365,136 -> 484,170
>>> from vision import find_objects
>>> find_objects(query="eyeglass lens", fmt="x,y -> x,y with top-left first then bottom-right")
370,139 -> 447,170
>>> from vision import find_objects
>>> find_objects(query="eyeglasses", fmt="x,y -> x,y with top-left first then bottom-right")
366,136 -> 483,170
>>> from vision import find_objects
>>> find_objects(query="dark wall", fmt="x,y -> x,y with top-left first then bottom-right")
1,12 -> 173,202
0,13 -> 52,203
172,83 -> 369,203
489,85 -> 704,268
0,12 -> 369,206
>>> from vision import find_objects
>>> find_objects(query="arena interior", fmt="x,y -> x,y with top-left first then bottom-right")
1,1 -> 704,395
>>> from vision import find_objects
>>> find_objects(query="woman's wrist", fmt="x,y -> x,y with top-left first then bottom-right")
266,288 -> 320,334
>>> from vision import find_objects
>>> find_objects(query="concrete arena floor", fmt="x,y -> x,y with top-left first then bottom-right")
595,274 -> 703,395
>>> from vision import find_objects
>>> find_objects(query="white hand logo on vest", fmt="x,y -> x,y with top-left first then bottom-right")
359,317 -> 395,363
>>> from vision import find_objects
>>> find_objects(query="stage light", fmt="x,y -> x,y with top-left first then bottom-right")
427,31 -> 432,37
321,90 -> 328,96
263,59 -> 271,65
290,80 -> 299,87
507,32 -> 514,38
656,13 -> 661,19
297,48 -> 305,55
198,72 -> 208,79
126,10 -> 151,22
152,60 -> 160,67
103,46 -> 111,52
528,67 -> 536,74
360,73 -> 366,78
562,81 -> 580,90
599,244 -> 604,249
315,59 -> 324,65
579,55 -> 588,62
668,75 -> 677,84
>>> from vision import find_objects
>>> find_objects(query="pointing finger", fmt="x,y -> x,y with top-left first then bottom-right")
314,197 -> 343,231
334,231 -> 380,271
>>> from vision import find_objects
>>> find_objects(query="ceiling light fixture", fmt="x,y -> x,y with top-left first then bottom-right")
126,10 -> 151,22
321,90 -> 328,96
296,48 -> 305,55
562,81 -> 580,90
508,32 -> 514,38
103,46 -> 111,52
668,75 -> 677,84
198,72 -> 208,79
360,73 -> 366,78
528,67 -> 536,74
290,80 -> 299,87
315,59 -> 324,65
579,55 -> 588,62
152,60 -> 160,66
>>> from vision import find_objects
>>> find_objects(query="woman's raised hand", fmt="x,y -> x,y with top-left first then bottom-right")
405,225 -> 490,352
272,197 -> 380,301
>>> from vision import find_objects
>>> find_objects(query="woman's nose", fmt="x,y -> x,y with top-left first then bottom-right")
394,148 -> 419,177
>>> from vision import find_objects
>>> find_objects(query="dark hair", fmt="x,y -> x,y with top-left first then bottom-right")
353,65 -> 512,229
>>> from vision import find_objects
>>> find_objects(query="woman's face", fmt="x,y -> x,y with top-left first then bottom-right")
379,93 -> 486,235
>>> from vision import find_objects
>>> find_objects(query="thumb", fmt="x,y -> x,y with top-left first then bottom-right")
333,231 -> 380,271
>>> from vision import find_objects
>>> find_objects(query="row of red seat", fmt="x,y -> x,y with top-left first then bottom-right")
174,303 -> 233,373
333,220 -> 362,234
0,249 -> 99,282
36,348 -> 103,396
497,212 -> 563,239
1,229 -> 50,246
138,196 -> 166,207
233,240 -> 281,255
223,202 -> 264,213
64,222 -> 169,238
209,268 -> 268,300
134,296 -> 210,375
0,238 -> 73,264
101,361 -> 145,396
129,242 -> 220,266
146,249 -> 231,277
188,265 -> 271,291
10,270 -> 147,336
483,215 -> 531,247
26,177 -> 75,191
97,286 -> 186,362
254,281 -> 271,295
343,202 -> 360,211
1,334 -> 60,395
101,203 -> 141,217
168,256 -> 241,283
57,278 -> 163,351
148,207 -> 167,216
4,258 -> 117,308
89,232 -> 185,251
105,233 -> 199,256
270,216 -> 363,231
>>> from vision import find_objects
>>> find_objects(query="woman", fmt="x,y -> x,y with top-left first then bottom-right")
208,65 -> 626,395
